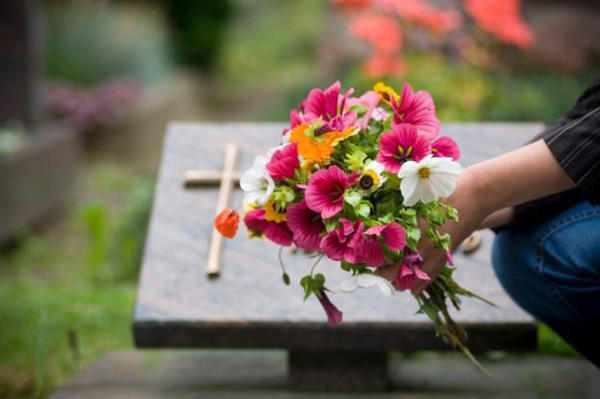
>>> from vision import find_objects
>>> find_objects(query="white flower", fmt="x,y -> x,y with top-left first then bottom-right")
240,155 -> 274,205
398,155 -> 461,206
359,160 -> 387,190
339,274 -> 395,296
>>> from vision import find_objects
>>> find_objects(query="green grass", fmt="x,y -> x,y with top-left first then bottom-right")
0,164 -> 152,398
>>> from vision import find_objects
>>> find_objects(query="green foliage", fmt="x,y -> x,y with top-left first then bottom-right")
271,186 -> 296,211
164,0 -> 232,69
300,273 -> 325,300
0,165 -> 153,397
46,2 -> 173,85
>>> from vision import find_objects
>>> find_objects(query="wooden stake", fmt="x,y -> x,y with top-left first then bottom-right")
206,143 -> 238,278
184,170 -> 242,187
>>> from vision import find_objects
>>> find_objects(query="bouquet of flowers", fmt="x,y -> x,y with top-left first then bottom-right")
215,81 -> 492,366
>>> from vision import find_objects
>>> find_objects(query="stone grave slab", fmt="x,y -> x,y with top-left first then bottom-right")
134,122 -> 541,390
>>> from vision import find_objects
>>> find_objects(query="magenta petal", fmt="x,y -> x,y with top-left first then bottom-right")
391,82 -> 440,140
244,209 -> 268,234
381,223 -> 406,252
413,266 -> 431,281
377,124 -> 430,173
360,237 -> 384,267
305,165 -> 355,219
267,143 -> 300,181
263,221 -> 293,246
244,209 -> 292,246
317,290 -> 343,324
432,136 -> 460,160
287,200 -> 324,251
340,218 -> 355,236
320,230 -> 347,261
364,225 -> 386,236
395,264 -> 416,291
444,250 -> 455,267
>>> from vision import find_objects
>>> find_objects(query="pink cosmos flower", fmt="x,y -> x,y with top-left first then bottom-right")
244,209 -> 293,246
364,222 -> 407,252
390,82 -> 440,140
377,124 -> 430,173
394,252 -> 430,291
317,289 -> 343,324
266,143 -> 300,181
431,136 -> 460,160
305,165 -> 359,219
321,219 -> 384,267
346,90 -> 380,129
286,200 -> 325,251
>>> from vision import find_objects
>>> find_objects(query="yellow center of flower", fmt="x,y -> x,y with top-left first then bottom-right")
263,200 -> 287,223
360,170 -> 380,190
418,167 -> 431,179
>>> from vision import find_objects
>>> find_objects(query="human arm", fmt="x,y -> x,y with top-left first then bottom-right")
376,139 -> 576,292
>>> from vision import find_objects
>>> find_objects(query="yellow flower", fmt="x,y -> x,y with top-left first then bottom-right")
374,82 -> 399,104
263,200 -> 287,223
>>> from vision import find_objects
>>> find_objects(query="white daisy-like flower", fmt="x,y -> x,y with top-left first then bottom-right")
240,155 -> 275,205
339,273 -> 395,296
359,160 -> 387,191
398,155 -> 461,206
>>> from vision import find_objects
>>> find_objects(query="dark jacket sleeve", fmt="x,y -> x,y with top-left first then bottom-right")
542,78 -> 600,204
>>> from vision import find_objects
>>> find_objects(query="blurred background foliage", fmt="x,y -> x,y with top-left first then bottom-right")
2,0 -> 597,397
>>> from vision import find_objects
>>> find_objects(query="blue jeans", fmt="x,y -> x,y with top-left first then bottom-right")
492,201 -> 600,366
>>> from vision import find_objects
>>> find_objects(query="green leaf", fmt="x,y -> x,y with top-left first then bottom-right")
406,226 -> 421,251
344,147 -> 368,171
349,104 -> 367,116
271,186 -> 296,210
343,189 -> 362,207
356,202 -> 371,217
446,205 -> 459,221
323,217 -> 339,232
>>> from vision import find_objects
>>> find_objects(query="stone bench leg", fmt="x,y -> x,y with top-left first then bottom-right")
288,350 -> 388,391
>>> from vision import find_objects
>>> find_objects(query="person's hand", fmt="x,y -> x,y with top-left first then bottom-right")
410,166 -> 490,294
376,166 -> 492,294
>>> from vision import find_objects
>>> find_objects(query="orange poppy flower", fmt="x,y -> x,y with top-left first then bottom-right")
289,123 -> 357,170
214,208 -> 240,239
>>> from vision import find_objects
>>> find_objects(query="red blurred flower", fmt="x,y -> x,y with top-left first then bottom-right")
350,14 -> 403,55
464,0 -> 533,48
215,208 -> 240,239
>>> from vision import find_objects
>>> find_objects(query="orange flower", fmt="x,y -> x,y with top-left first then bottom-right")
289,123 -> 357,170
215,208 -> 240,239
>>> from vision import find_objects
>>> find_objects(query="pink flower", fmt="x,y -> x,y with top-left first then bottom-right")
320,219 -> 365,263
358,236 -> 385,267
394,252 -> 430,291
377,124 -> 430,173
364,222 -> 407,252
317,290 -> 343,324
431,136 -> 460,160
305,165 -> 359,219
266,143 -> 300,181
287,200 -> 325,251
390,82 -> 440,140
320,219 -> 384,267
346,90 -> 380,129
301,81 -> 357,133
282,109 -> 303,135
244,209 -> 293,246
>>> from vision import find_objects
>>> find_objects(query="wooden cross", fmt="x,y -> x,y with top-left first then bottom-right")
183,143 -> 243,278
